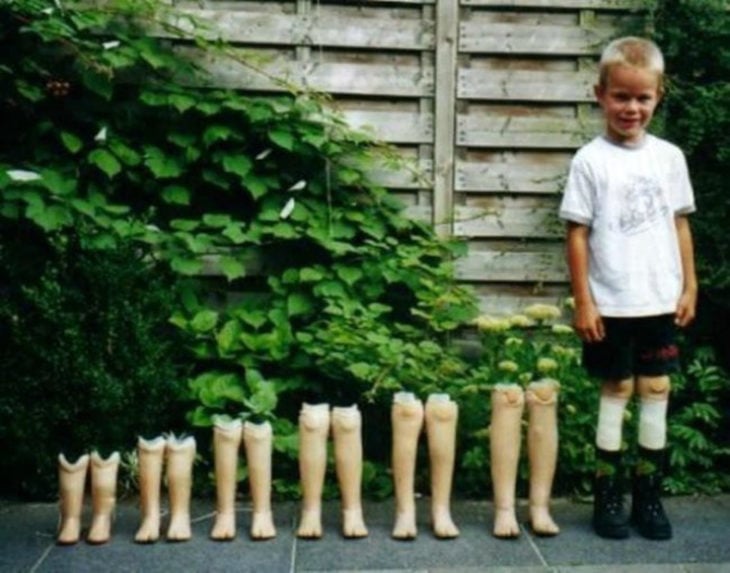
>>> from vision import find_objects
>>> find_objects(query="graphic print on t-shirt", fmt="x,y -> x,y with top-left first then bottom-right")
617,175 -> 669,236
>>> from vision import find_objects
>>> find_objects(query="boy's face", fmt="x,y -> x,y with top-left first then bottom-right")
594,64 -> 662,145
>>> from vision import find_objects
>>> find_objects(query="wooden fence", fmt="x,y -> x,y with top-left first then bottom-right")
156,0 -> 637,316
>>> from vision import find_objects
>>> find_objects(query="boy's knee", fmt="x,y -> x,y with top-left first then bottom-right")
601,378 -> 634,400
638,376 -> 671,400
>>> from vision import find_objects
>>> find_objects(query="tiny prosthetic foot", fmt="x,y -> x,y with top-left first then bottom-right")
332,405 -> 368,538
526,379 -> 560,536
87,451 -> 120,545
134,436 -> 166,543
165,435 -> 196,542
490,384 -> 524,539
425,393 -> 460,539
210,418 -> 243,541
391,392 -> 424,540
57,453 -> 90,545
243,421 -> 277,540
296,403 -> 330,539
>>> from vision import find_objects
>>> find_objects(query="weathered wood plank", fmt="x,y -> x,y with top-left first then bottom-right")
460,22 -> 614,55
471,283 -> 572,318
461,0 -> 636,9
454,196 -> 562,238
455,159 -> 568,193
455,241 -> 567,282
364,159 -> 433,189
458,69 -> 596,101
340,110 -> 433,144
174,47 -> 434,96
156,9 -> 434,50
457,114 -> 601,148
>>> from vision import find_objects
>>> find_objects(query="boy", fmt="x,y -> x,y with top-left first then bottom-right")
559,37 -> 697,540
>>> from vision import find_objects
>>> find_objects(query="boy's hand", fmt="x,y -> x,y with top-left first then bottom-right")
573,301 -> 605,343
675,290 -> 697,327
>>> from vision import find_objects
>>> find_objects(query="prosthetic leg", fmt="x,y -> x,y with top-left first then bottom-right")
87,451 -> 120,545
391,392 -> 424,540
243,420 -> 277,539
57,453 -> 89,545
296,403 -> 330,538
490,384 -> 524,538
332,405 -> 368,538
526,379 -> 560,536
134,436 -> 166,543
425,393 -> 459,539
210,419 -> 243,541
166,435 -> 196,541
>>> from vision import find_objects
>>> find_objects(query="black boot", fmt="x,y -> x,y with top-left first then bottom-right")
592,449 -> 629,539
631,448 -> 672,540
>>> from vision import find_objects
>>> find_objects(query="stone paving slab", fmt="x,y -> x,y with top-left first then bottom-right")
0,495 -> 728,573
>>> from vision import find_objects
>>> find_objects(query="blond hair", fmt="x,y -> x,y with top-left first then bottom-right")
598,37 -> 665,90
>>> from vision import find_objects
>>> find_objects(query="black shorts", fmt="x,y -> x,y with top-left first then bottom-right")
582,314 -> 679,380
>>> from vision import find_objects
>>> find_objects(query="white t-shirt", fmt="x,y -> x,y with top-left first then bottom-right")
559,134 -> 695,317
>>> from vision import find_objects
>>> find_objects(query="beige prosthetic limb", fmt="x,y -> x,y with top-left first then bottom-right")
425,393 -> 460,539
391,392 -> 424,540
134,436 -> 166,543
57,453 -> 89,545
332,405 -> 368,538
87,451 -> 120,545
490,384 -> 525,538
297,403 -> 330,538
210,419 -> 243,541
526,379 -> 560,536
165,435 -> 196,541
243,421 -> 276,540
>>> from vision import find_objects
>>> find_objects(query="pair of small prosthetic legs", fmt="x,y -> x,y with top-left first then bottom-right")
57,451 -> 120,545
209,419 -> 276,541
135,434 -> 197,543
391,392 -> 459,540
490,379 -> 560,538
297,403 -> 368,539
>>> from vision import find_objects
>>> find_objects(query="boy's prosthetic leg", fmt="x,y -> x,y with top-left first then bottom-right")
391,392 -> 424,540
210,419 -> 243,541
57,453 -> 90,545
134,436 -> 166,543
87,451 -> 120,545
243,420 -> 277,539
632,375 -> 672,540
331,405 -> 368,538
593,379 -> 632,539
296,403 -> 330,538
424,393 -> 459,539
165,435 -> 196,541
490,384 -> 524,538
526,379 -> 560,536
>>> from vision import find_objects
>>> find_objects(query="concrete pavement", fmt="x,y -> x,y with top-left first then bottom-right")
1,495 -> 729,573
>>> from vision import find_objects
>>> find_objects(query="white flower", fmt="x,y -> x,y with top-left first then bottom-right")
508,314 -> 536,328
280,197 -> 295,219
7,170 -> 42,182
564,297 -> 575,309
524,303 -> 562,321
287,180 -> 306,192
551,324 -> 574,335
255,148 -> 272,160
498,360 -> 519,373
94,127 -> 107,142
102,41 -> 120,50
475,315 -> 511,332
536,357 -> 559,373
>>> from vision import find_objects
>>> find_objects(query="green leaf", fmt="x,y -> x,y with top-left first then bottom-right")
221,155 -> 253,179
243,173 -> 268,199
203,125 -> 238,146
60,132 -> 83,154
145,147 -> 184,178
88,149 -> 122,178
26,203 -> 73,231
216,320 -> 241,354
190,310 -> 219,333
109,141 -> 142,166
168,93 -> 197,113
219,256 -> 246,281
268,129 -> 294,151
171,256 -> 203,275
203,214 -> 232,227
287,292 -> 314,317
161,185 -> 191,205
245,382 -> 277,415
335,266 -> 363,286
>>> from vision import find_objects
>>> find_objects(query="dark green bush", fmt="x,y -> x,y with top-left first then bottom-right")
0,233 -> 189,499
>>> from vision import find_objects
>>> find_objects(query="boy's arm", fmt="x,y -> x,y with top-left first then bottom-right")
675,215 -> 698,327
565,222 -> 605,342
